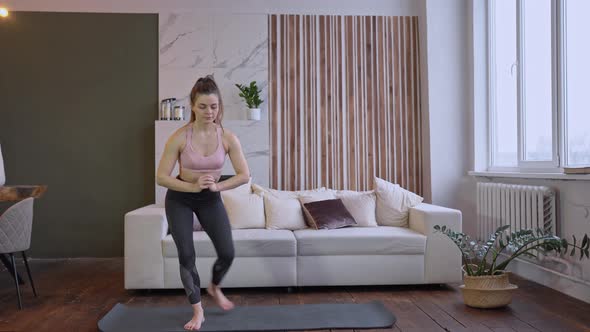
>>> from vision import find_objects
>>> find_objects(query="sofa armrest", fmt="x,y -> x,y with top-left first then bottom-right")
409,203 -> 463,283
124,204 -> 168,289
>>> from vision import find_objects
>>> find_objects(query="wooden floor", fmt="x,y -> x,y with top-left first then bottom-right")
0,258 -> 589,332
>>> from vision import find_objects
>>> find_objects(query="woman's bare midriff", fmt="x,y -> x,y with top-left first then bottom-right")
179,169 -> 221,184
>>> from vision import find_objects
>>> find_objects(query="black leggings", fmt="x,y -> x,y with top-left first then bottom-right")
165,188 -> 235,305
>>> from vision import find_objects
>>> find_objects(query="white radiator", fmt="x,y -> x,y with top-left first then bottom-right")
477,183 -> 556,241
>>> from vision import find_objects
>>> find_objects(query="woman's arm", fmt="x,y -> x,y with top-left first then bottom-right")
156,128 -> 200,193
213,129 -> 250,191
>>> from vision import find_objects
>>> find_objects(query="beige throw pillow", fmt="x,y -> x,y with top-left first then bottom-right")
263,194 -> 308,230
335,190 -> 378,227
221,190 -> 265,229
223,177 -> 252,194
298,191 -> 337,204
252,184 -> 327,198
253,185 -> 331,230
374,177 -> 423,227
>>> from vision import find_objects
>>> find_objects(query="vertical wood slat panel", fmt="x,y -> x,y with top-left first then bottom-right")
351,16 -> 358,190
295,15 -> 300,189
327,15 -> 332,188
269,15 -> 422,194
314,16 -> 320,188
319,16 -> 326,189
393,17 -> 402,190
360,15 -> 366,190
375,16 -> 387,182
269,15 -> 277,189
288,15 -> 295,189
280,15 -> 286,190
407,17 -> 415,194
336,16 -> 347,189
303,15 -> 313,192
413,17 -> 422,195
413,17 -> 419,194
375,16 -> 387,184
401,16 -> 408,191
386,16 -> 393,183
366,16 -> 374,190
405,17 -> 414,194
346,16 -> 355,190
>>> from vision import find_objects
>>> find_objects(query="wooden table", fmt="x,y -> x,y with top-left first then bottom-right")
0,185 -> 48,284
0,185 -> 48,201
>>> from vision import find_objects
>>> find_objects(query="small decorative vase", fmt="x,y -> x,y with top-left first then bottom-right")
247,108 -> 261,121
459,267 -> 518,309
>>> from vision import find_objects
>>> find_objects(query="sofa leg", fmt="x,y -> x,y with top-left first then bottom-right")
286,286 -> 297,293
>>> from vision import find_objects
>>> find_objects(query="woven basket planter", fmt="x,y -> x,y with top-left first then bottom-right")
459,284 -> 518,308
464,272 -> 510,289
460,267 -> 518,308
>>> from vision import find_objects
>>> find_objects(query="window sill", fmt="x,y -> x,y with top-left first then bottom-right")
468,171 -> 590,181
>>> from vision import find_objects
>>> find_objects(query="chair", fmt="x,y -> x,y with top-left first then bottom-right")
0,197 -> 37,309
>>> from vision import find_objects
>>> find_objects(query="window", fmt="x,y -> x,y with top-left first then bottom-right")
521,0 -> 553,163
490,0 -> 517,167
564,0 -> 590,166
488,0 -> 590,171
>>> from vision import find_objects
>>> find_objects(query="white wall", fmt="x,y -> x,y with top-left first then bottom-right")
157,10 -> 271,198
422,0 -> 473,220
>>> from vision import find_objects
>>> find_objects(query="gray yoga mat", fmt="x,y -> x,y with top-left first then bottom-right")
98,300 -> 396,331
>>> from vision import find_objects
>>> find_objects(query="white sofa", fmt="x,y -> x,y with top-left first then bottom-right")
124,182 -> 462,290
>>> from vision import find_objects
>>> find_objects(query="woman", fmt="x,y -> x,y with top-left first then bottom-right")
156,75 -> 250,330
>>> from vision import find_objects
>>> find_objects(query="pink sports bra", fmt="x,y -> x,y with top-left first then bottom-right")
180,125 -> 226,176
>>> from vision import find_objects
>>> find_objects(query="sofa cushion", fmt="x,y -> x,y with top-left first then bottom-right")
252,184 -> 327,198
293,226 -> 426,256
162,229 -> 296,257
298,191 -> 338,227
300,198 -> 357,229
334,190 -> 378,227
253,184 -> 331,230
374,177 -> 423,227
221,189 -> 265,229
263,194 -> 308,230
224,178 -> 253,194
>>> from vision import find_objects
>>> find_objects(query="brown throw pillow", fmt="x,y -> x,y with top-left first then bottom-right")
301,198 -> 357,230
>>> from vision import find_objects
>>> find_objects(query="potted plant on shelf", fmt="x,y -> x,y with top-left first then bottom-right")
434,224 -> 589,308
235,81 -> 263,120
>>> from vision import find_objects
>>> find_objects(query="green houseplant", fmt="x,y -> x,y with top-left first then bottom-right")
235,81 -> 263,120
434,224 -> 589,308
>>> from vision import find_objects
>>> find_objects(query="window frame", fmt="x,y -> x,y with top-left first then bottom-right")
487,0 -> 567,173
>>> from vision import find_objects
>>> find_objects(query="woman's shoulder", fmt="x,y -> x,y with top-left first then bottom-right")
167,123 -> 191,145
219,126 -> 240,151
220,127 -> 238,141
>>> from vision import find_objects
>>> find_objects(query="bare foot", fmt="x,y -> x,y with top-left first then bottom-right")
207,284 -> 235,311
184,303 -> 205,331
